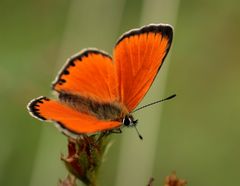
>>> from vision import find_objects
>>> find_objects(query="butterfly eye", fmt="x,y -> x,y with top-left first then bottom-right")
123,116 -> 131,126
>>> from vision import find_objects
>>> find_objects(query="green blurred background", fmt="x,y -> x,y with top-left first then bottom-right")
1,0 -> 240,185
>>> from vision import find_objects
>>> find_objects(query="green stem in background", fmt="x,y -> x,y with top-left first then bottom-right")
61,134 -> 111,186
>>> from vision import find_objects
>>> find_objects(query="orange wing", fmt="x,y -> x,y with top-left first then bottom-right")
28,97 -> 121,135
113,24 -> 173,112
52,49 -> 118,103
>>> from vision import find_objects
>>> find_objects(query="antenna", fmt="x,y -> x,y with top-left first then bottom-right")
134,125 -> 143,140
132,94 -> 176,113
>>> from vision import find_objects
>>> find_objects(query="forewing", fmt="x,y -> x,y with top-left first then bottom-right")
114,24 -> 173,112
52,49 -> 118,103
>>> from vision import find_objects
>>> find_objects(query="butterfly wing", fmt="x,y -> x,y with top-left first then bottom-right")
113,24 -> 173,112
28,49 -> 123,136
52,49 -> 118,102
28,97 -> 121,135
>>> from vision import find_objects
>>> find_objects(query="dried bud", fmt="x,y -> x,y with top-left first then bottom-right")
164,171 -> 187,186
147,177 -> 154,186
58,175 -> 77,186
61,133 -> 110,186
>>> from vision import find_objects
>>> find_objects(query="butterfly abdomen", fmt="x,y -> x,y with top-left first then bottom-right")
59,93 -> 124,121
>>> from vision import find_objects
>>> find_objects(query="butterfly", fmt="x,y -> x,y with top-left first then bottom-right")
27,24 -> 173,139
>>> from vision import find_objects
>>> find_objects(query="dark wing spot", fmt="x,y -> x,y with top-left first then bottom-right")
60,79 -> 66,83
69,60 -> 75,66
63,70 -> 69,75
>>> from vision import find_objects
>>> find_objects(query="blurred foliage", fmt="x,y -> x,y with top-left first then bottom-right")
0,0 -> 240,186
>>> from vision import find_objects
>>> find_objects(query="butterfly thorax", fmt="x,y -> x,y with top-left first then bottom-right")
59,92 -> 132,126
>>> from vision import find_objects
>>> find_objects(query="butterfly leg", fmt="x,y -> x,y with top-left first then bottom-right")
95,128 -> 123,144
111,128 -> 122,134
96,132 -> 108,143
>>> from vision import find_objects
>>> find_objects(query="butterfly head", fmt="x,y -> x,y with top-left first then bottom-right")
122,115 -> 142,140
122,115 -> 138,127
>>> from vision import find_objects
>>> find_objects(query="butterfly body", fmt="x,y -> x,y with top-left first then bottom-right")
59,92 -> 138,131
58,92 -> 124,121
28,24 -> 173,138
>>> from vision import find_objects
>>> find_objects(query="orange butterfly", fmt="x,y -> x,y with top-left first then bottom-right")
27,24 -> 173,139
